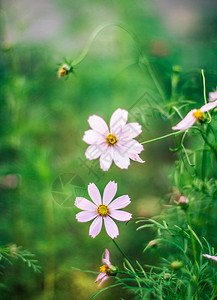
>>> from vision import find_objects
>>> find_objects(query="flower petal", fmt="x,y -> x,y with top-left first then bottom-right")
120,122 -> 142,139
110,109 -> 128,135
85,143 -> 108,160
95,272 -> 106,283
76,211 -> 97,222
209,91 -> 217,102
99,148 -> 113,172
102,249 -> 111,267
98,275 -> 109,287
203,254 -> 217,262
104,249 -> 110,261
83,129 -> 105,145
109,209 -> 132,221
88,183 -> 102,206
122,139 -> 144,155
172,110 -> 196,131
108,195 -> 131,210
200,100 -> 217,112
89,216 -> 103,238
74,197 -> 97,210
128,153 -> 145,163
103,181 -> 117,206
88,115 -> 109,136
104,216 -> 119,239
85,144 -> 102,160
113,147 -> 130,169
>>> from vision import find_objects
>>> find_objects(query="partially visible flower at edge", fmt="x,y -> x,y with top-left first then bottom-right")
209,89 -> 217,102
74,181 -> 132,239
83,108 -> 144,171
172,100 -> 217,131
203,254 -> 217,262
95,249 -> 118,287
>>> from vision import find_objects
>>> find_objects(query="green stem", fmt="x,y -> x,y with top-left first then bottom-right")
112,240 -> 144,298
211,286 -> 217,300
112,239 -> 135,271
201,124 -> 210,179
201,69 -> 211,121
192,127 -> 217,161
185,212 -> 200,299
141,130 -> 184,145
141,56 -> 167,102
185,212 -> 198,268
71,23 -> 143,67
71,23 -> 167,104
201,69 -> 207,105
200,131 -> 217,161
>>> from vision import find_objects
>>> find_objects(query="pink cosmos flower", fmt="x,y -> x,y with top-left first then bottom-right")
209,89 -> 217,102
74,181 -> 132,239
172,100 -> 217,131
83,108 -> 144,171
95,249 -> 118,287
203,254 -> 217,262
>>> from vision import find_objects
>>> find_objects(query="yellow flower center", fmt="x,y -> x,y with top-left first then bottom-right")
100,265 -> 109,273
97,204 -> 109,217
58,68 -> 67,78
58,64 -> 71,78
106,133 -> 117,146
193,109 -> 204,121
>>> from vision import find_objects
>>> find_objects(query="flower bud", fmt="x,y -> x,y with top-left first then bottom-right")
149,240 -> 157,247
107,265 -> 118,276
164,273 -> 171,280
178,196 -> 189,209
171,261 -> 183,271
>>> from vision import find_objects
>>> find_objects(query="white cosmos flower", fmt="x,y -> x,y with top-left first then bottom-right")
83,108 -> 144,171
75,181 -> 132,239
172,100 -> 217,131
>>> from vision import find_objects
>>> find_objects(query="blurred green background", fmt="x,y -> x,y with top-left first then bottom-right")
1,0 -> 217,299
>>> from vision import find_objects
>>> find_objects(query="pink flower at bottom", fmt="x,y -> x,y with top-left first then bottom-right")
172,100 -> 217,131
203,254 -> 217,262
74,181 -> 132,239
95,249 -> 118,287
83,108 -> 144,171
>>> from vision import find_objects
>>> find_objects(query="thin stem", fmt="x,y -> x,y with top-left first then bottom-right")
71,23 -> 167,104
201,69 -> 207,105
180,129 -> 195,167
141,130 -> 184,145
112,239 -> 135,271
141,57 -> 167,102
172,106 -> 183,119
185,212 -> 200,300
192,127 -> 217,161
185,212 -> 198,269
208,123 -> 217,142
201,124 -> 209,179
201,69 -> 211,121
211,286 -> 217,300
71,23 -> 143,67
200,130 -> 217,161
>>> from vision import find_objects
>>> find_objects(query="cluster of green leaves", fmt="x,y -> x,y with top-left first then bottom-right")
0,244 -> 41,273
91,215 -> 217,299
